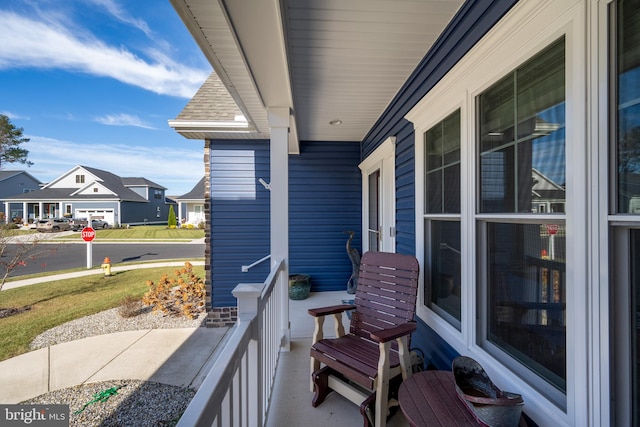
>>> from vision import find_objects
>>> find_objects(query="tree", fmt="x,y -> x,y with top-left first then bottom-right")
0,228 -> 57,292
0,114 -> 33,169
167,205 -> 177,228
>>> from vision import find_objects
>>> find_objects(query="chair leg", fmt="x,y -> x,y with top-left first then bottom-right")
311,366 -> 332,407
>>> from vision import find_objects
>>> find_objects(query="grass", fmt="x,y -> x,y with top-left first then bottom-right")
0,264 -> 205,362
54,225 -> 205,241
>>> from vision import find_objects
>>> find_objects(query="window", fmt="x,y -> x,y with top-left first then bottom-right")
93,188 -> 98,193
424,110 -> 461,327
75,175 -> 85,184
154,189 -> 162,200
610,1 -> 640,425
478,39 -> 566,214
613,0 -> 640,215
477,38 -> 567,406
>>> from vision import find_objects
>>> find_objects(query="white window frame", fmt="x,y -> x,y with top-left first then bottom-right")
406,2 -> 590,426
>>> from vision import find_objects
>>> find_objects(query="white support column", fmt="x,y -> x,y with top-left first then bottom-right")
3,202 -> 8,223
268,107 -> 290,351
38,202 -> 43,219
22,202 -> 27,224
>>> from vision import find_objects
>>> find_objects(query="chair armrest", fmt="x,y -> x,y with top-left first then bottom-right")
369,322 -> 416,343
308,304 -> 355,317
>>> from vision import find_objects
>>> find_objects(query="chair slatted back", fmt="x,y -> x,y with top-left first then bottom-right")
350,252 -> 420,342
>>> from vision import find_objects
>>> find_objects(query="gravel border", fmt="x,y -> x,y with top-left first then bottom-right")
22,380 -> 195,427
21,307 -> 208,426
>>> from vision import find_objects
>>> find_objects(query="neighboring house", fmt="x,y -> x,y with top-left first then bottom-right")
0,170 -> 42,221
174,177 -> 205,226
169,1 -> 640,426
3,165 -> 172,226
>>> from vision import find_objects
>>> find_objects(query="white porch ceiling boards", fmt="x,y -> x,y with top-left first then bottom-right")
171,0 -> 464,145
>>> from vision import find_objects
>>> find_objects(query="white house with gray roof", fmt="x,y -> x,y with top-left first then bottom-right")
3,165 -> 174,226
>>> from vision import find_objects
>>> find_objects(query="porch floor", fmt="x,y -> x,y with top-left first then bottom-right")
267,291 -> 410,427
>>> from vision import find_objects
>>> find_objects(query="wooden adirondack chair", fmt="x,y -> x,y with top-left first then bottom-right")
309,251 -> 420,427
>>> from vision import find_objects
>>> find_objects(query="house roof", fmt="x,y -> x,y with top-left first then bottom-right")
170,0 -> 464,150
0,170 -> 42,184
3,165 -> 154,202
175,177 -> 205,201
122,177 -> 166,190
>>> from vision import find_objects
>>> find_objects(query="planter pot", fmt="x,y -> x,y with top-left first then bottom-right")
289,274 -> 311,300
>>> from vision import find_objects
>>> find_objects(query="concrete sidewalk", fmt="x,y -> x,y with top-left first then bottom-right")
0,326 -> 230,404
2,260 -> 206,291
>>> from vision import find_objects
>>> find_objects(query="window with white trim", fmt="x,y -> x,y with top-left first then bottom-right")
610,0 -> 640,425
424,110 -> 461,328
476,38 -> 567,407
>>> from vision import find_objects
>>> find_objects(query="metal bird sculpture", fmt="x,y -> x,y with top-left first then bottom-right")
344,230 -> 360,294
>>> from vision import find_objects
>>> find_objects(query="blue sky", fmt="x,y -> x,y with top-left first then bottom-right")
0,0 -> 212,196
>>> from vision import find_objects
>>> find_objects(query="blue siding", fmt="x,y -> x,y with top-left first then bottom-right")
210,139 -> 361,305
210,140 -> 271,307
289,141 -> 361,292
412,317 -> 459,371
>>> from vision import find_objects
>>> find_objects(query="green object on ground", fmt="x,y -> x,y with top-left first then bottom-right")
74,385 -> 123,414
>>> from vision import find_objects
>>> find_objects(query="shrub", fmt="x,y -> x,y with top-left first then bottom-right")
142,261 -> 205,319
167,205 -> 177,228
197,221 -> 205,229
118,296 -> 145,318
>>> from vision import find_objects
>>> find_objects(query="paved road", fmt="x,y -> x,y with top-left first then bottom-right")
4,241 -> 206,278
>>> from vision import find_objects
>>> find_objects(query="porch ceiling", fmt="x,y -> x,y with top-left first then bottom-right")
170,0 -> 464,149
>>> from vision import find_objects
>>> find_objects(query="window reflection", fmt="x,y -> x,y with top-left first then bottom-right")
479,39 -> 566,214
615,0 -> 640,214
486,222 -> 566,392
428,221 -> 461,324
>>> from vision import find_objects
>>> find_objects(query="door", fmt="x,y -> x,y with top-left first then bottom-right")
360,137 -> 396,253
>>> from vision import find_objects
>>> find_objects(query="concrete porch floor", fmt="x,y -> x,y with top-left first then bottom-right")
267,291 -> 410,427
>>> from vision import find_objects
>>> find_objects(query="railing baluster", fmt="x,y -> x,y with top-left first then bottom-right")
177,259 -> 285,427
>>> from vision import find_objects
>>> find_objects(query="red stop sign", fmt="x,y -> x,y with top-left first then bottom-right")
81,227 -> 96,242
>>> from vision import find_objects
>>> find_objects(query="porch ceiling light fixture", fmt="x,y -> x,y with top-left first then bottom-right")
329,119 -> 343,126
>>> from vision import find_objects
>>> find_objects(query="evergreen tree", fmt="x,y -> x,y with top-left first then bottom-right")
168,205 -> 177,227
0,114 -> 33,169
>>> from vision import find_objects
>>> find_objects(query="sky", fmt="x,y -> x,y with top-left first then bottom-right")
0,0 -> 212,196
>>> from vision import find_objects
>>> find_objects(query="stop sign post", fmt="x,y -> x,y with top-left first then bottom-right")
82,227 -> 96,268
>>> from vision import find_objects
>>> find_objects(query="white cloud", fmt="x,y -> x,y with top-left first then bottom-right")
94,113 -> 156,129
0,11 -> 208,98
25,135 -> 204,195
1,111 -> 30,120
86,0 -> 152,37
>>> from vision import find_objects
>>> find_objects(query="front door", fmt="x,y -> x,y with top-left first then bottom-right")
359,137 -> 396,253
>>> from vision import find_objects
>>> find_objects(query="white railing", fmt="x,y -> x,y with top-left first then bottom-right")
177,258 -> 286,427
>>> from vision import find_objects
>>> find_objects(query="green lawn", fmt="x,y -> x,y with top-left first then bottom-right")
56,225 -> 204,241
0,264 -> 205,361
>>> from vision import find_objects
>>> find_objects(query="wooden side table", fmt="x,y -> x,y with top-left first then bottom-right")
398,370 -> 481,426
399,370 -> 527,427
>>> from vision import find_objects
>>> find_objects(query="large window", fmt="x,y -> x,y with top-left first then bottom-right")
477,38 -> 567,405
478,39 -> 566,214
613,0 -> 640,214
424,110 -> 461,327
611,1 -> 640,425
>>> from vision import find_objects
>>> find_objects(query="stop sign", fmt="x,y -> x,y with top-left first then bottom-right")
81,227 -> 96,242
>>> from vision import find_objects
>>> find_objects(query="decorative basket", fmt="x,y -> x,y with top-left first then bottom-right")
452,356 -> 524,427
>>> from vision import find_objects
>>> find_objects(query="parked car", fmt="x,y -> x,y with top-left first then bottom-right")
91,219 -> 109,229
36,218 -> 71,232
68,218 -> 88,231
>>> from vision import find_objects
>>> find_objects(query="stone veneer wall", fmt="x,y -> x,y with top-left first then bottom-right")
201,140 -> 239,327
